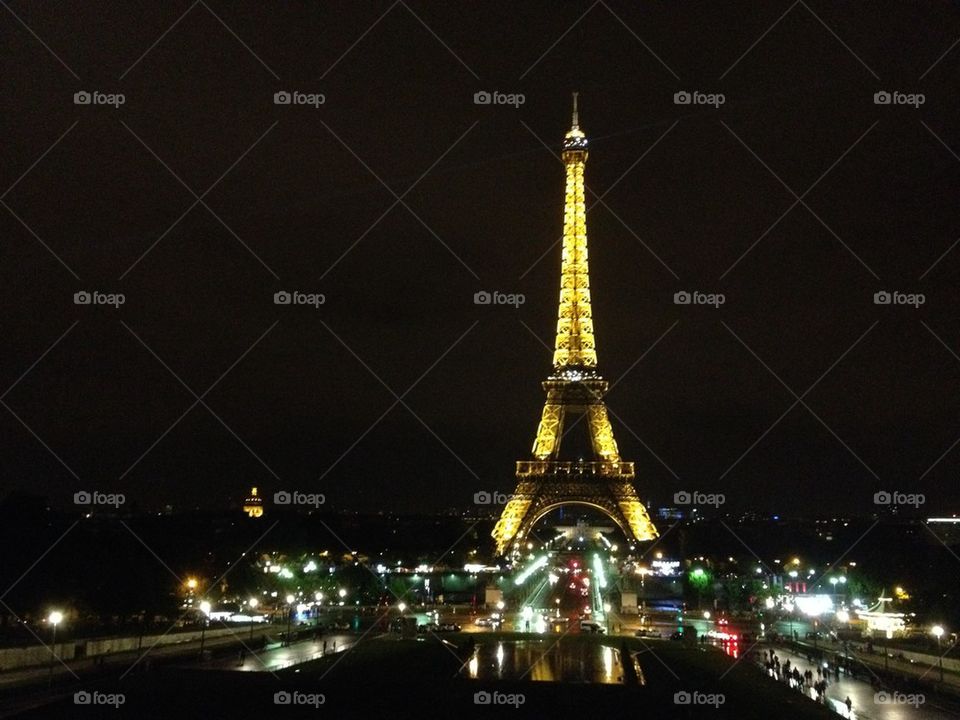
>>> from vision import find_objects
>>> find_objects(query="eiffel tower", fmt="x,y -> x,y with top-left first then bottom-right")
492,94 -> 658,556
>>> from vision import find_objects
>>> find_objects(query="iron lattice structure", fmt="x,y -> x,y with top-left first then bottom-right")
492,95 -> 658,556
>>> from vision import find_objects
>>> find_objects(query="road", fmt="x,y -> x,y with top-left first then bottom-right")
193,633 -> 359,672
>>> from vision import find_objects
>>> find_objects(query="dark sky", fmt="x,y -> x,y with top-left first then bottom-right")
2,1 -> 960,515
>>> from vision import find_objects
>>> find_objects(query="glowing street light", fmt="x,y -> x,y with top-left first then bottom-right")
933,625 -> 945,681
198,601 -> 211,660
47,611 -> 63,687
398,602 -> 407,613
185,577 -> 198,591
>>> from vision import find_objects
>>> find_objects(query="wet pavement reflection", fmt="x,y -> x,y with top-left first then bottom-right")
462,639 -> 643,685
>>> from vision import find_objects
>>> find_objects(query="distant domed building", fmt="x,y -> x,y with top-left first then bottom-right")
243,487 -> 264,518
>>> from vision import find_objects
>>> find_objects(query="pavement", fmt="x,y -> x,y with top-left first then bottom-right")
753,644 -> 957,719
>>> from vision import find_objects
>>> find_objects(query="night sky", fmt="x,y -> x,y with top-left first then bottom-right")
2,1 -> 960,516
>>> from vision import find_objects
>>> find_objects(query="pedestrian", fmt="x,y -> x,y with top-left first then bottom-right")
844,696 -> 852,715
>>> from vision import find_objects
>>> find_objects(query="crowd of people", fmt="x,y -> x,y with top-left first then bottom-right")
757,649 -> 853,713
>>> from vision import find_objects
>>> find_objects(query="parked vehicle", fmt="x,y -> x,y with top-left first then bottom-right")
635,628 -> 662,638
580,621 -> 604,634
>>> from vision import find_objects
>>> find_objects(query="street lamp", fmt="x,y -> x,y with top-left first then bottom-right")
47,611 -> 63,687
248,598 -> 259,640
932,625 -> 945,682
198,601 -> 211,660
285,594 -> 295,647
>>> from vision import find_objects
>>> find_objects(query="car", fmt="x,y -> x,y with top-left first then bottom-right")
635,628 -> 662,638
580,621 -> 604,634
475,617 -> 500,627
669,631 -> 683,641
417,622 -> 440,634
437,622 -> 461,632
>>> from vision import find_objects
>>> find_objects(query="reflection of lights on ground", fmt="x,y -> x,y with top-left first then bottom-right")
496,642 -> 504,671
468,653 -> 479,678
602,645 -> 613,680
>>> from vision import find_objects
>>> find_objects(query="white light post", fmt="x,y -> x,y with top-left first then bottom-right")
933,625 -> 945,682
248,598 -> 259,640
285,594 -> 295,646
47,611 -> 63,687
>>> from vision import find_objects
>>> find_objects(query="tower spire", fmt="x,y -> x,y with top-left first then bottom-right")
555,94 -> 595,370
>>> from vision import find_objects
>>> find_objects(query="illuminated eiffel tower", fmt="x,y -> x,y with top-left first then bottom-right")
492,94 -> 658,556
